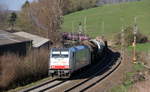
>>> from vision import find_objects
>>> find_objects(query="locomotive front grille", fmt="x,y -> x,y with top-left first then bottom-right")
49,69 -> 71,78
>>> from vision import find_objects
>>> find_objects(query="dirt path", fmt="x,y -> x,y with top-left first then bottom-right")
129,80 -> 150,92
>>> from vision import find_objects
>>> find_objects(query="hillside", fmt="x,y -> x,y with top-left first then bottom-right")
62,0 -> 150,39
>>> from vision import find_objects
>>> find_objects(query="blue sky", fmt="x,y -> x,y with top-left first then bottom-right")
0,0 -> 33,11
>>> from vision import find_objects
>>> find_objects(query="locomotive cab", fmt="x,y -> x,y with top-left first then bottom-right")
49,46 -> 91,78
49,48 -> 71,77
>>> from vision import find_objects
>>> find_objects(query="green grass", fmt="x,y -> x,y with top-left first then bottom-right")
110,85 -> 128,92
110,63 -> 145,92
128,43 -> 150,52
133,62 -> 145,71
62,0 -> 150,38
110,72 -> 134,92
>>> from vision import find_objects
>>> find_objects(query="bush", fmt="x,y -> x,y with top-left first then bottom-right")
0,55 -> 18,88
114,26 -> 149,46
0,49 -> 49,90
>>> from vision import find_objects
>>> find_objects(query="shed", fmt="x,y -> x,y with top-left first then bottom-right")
13,32 -> 50,49
0,30 -> 32,55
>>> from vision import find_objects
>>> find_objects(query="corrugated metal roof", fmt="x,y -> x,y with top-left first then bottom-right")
0,30 -> 31,46
13,32 -> 50,48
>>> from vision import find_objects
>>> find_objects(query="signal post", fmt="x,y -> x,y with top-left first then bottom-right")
132,35 -> 137,63
132,17 -> 138,63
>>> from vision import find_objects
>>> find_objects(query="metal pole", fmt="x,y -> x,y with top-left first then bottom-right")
72,21 -> 74,41
120,17 -> 125,61
84,16 -> 87,34
133,17 -> 137,63
102,21 -> 104,40
133,35 -> 137,63
149,50 -> 150,60
121,27 -> 125,61
78,22 -> 82,42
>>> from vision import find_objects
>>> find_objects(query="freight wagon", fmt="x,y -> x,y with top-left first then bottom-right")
62,32 -> 90,41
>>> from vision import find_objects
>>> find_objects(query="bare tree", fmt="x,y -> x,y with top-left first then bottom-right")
29,0 -> 64,45
17,1 -> 37,34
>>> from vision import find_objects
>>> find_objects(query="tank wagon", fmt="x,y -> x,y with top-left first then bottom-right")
48,39 -> 106,78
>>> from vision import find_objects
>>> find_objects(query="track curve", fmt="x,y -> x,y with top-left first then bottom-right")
20,48 -> 121,92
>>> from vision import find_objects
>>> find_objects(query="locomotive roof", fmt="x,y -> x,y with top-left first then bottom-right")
51,45 -> 88,52
69,45 -> 88,52
52,48 -> 69,51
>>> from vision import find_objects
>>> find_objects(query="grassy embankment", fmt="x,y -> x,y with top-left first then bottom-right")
110,40 -> 150,92
110,42 -> 149,92
110,63 -> 145,92
62,0 -> 150,39
128,43 -> 150,52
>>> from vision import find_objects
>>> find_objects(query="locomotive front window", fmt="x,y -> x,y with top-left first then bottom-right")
52,50 -> 69,58
52,54 -> 60,58
61,54 -> 68,58
52,54 -> 68,58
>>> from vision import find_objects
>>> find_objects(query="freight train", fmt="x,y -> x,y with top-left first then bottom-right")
48,39 -> 106,78
62,32 -> 91,41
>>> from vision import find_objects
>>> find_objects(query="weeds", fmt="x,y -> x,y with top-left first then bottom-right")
0,49 -> 49,90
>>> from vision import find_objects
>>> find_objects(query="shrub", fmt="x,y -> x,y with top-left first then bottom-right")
0,54 -> 19,88
0,49 -> 49,90
114,26 -> 149,46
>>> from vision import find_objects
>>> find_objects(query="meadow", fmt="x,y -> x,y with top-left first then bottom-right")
128,43 -> 150,52
62,0 -> 150,39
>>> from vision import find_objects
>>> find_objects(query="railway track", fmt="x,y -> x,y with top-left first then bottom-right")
45,49 -> 121,92
64,52 -> 121,92
20,79 -> 69,92
20,55 -> 108,92
20,49 -> 121,92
